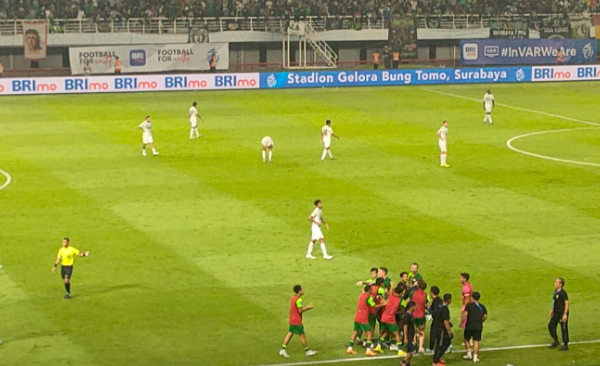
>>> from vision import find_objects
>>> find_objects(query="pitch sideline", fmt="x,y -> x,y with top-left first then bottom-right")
0,168 -> 12,191
249,339 -> 600,366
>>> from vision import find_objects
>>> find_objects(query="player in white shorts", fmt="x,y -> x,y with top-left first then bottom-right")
482,89 -> 495,125
138,116 -> 159,156
306,199 -> 333,260
189,101 -> 204,139
261,136 -> 274,163
436,120 -> 449,167
321,120 -> 340,161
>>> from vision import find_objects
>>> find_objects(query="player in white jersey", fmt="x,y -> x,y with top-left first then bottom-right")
436,120 -> 449,167
306,199 -> 333,260
482,89 -> 495,125
138,116 -> 159,156
261,136 -> 274,163
189,101 -> 204,139
320,120 -> 340,161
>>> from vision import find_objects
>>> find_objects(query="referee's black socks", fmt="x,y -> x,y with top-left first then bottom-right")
65,283 -> 71,293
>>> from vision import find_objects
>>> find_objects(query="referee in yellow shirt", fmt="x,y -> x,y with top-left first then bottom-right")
52,238 -> 90,299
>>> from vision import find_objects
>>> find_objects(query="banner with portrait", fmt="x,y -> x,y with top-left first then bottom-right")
22,21 -> 48,60
288,21 -> 306,35
188,26 -> 210,43
388,15 -> 418,59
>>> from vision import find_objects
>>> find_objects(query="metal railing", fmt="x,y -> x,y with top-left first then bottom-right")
0,16 -> 386,36
1,13 -> 595,35
416,13 -> 595,29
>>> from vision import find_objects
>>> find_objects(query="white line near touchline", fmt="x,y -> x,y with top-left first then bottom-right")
249,339 -> 600,366
422,88 -> 600,127
507,128 -> 600,167
0,168 -> 12,191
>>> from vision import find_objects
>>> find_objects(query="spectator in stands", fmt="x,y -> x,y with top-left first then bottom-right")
0,60 -> 4,77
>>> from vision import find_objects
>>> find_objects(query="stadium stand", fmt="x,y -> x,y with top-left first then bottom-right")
0,0 -> 598,27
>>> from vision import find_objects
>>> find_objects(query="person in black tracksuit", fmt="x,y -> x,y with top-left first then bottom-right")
548,277 -> 569,351
428,286 -> 443,352
432,294 -> 453,366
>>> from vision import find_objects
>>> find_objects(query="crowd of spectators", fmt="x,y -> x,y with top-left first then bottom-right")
0,0 -> 598,22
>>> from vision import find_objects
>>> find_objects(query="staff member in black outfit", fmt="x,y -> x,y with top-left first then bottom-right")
428,286 -> 443,352
549,277 -> 569,351
432,293 -> 452,366
463,292 -> 487,363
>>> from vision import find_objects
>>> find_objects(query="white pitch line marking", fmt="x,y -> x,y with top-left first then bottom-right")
422,88 -> 600,166
0,168 -> 12,191
250,339 -> 600,366
507,128 -> 600,167
422,88 -> 600,127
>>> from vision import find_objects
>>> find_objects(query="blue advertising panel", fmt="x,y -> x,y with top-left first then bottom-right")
460,39 -> 597,65
260,67 -> 531,89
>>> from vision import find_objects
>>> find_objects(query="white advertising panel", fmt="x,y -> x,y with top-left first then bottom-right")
69,43 -> 229,75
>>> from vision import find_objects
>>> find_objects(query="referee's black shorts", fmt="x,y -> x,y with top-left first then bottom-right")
61,265 -> 73,279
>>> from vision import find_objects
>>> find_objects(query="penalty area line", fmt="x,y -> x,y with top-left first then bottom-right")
249,339 -> 600,366
0,168 -> 12,191
422,88 -> 600,127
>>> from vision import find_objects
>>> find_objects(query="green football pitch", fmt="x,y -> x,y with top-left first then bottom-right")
1,82 -> 600,366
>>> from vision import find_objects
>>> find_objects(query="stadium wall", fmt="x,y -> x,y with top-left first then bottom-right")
1,65 -> 598,96
0,43 -> 438,71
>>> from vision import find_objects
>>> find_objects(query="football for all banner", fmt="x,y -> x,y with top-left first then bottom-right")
68,44 -> 229,75
23,21 -> 48,60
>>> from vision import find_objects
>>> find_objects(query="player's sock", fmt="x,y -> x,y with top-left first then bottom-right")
327,150 -> 333,159
488,116 -> 493,124
366,341 -> 372,349
262,151 -> 266,162
195,129 -> 200,137
152,148 -> 158,154
190,129 -> 194,138
320,242 -> 329,257
306,242 -> 314,256
65,283 -> 70,293
321,150 -> 327,160
349,339 -> 355,347
281,345 -> 287,349
442,154 -> 447,165
440,154 -> 444,165
304,347 -> 309,352
268,151 -> 272,162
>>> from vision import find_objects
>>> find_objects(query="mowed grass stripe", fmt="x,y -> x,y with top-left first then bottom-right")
0,122 -> 292,366
1,84 -> 600,366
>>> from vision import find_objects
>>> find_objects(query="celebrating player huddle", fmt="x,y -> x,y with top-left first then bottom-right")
281,265 -> 489,366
